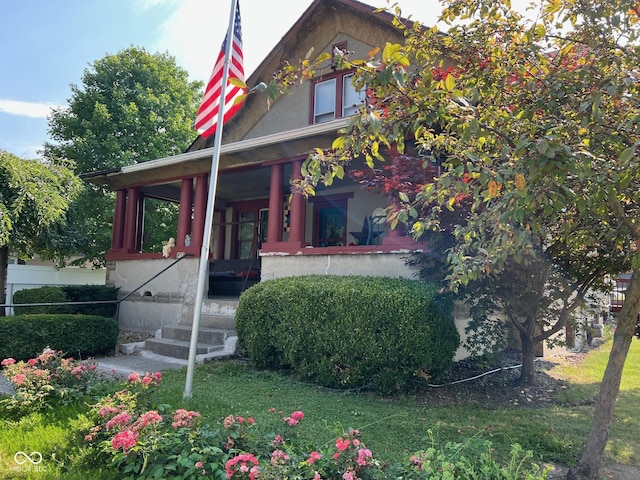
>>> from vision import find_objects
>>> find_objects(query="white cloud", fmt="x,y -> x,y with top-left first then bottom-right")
153,0 -> 229,82
0,99 -> 60,119
152,0 -> 311,82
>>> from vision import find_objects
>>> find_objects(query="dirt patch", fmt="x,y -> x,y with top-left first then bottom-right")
415,350 -> 577,409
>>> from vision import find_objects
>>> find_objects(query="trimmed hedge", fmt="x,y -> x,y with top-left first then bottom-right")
62,285 -> 118,317
12,286 -> 72,315
235,275 -> 460,393
0,314 -> 119,361
12,285 -> 118,317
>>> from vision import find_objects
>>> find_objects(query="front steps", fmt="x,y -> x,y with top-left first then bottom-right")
143,298 -> 239,362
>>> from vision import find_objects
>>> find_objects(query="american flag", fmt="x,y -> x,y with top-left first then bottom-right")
194,1 -> 245,138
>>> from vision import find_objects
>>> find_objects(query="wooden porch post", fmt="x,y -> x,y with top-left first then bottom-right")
289,159 -> 306,246
123,187 -> 139,252
192,174 -> 208,251
111,189 -> 126,250
177,178 -> 193,248
267,163 -> 283,244
135,193 -> 144,252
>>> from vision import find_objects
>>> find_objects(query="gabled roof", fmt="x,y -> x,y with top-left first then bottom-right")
188,0 -> 405,151
83,0 -> 408,189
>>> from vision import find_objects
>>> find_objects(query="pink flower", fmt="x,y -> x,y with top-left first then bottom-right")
357,448 -> 373,466
336,438 -> 351,451
307,451 -> 322,465
97,406 -> 120,418
11,374 -> 26,386
270,449 -> 290,466
1,358 -> 15,366
105,411 -> 132,431
195,461 -> 203,468
248,417 -> 255,424
313,474 -> 321,480
37,349 -> 56,363
225,453 -> 259,479
111,429 -> 138,451
126,372 -> 140,383
135,410 -> 163,429
27,358 -> 37,366
283,410 -> 304,426
272,434 -> 284,446
141,375 -> 152,385
223,415 -> 235,429
172,409 -> 201,429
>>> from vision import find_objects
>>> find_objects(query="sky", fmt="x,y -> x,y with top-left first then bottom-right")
0,0 -> 457,159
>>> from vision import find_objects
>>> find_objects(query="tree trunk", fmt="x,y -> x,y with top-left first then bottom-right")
520,331 -> 536,385
0,246 -> 7,317
566,270 -> 640,480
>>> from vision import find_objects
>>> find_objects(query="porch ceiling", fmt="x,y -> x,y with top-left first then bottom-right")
140,165 -> 277,203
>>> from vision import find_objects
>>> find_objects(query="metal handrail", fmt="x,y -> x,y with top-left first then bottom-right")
1,254 -> 193,320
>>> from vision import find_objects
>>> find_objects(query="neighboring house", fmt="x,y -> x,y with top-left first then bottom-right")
5,257 -> 106,315
82,0 -> 438,338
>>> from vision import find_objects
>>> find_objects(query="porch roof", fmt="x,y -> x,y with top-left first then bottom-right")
80,118 -> 348,190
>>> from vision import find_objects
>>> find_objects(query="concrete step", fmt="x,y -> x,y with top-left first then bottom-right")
199,313 -> 236,330
144,337 -> 225,360
160,325 -> 235,344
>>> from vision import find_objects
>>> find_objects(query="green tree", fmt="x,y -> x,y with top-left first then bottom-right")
0,150 -> 81,315
43,46 -> 203,265
269,1 -> 640,476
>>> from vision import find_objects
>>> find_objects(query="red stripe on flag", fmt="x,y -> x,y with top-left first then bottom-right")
194,1 -> 245,138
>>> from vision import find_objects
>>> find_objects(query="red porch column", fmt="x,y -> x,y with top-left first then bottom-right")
177,178 -> 193,248
214,209 -> 225,260
135,193 -> 144,252
111,189 -> 126,250
267,163 -> 283,244
192,174 -> 208,251
289,159 -> 306,246
123,187 -> 139,252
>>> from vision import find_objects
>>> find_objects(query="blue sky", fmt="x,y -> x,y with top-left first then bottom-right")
0,0 -> 450,159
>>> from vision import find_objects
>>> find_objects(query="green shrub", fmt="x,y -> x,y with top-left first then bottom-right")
12,285 -> 118,317
235,275 -> 459,393
12,286 -> 72,315
0,314 -> 119,361
62,285 -> 118,317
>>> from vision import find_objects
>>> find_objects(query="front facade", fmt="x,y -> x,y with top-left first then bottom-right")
84,0 -> 437,334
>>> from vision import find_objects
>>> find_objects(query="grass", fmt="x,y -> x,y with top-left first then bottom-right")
550,331 -> 640,465
153,334 -> 640,468
1,335 -> 638,478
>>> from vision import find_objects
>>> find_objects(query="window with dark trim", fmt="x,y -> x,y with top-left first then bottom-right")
311,41 -> 365,124
311,71 -> 365,124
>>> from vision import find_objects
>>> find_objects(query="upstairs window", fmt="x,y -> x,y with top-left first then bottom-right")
311,43 -> 365,124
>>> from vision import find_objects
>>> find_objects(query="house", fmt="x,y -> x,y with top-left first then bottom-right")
81,0 -> 437,339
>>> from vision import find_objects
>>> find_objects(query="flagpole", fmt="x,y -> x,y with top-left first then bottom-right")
184,0 -> 239,400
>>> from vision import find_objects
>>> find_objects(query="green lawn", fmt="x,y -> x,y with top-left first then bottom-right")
1,335 -> 638,479
154,335 -> 640,467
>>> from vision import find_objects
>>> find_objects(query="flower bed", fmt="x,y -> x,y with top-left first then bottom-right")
1,350 -> 551,479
